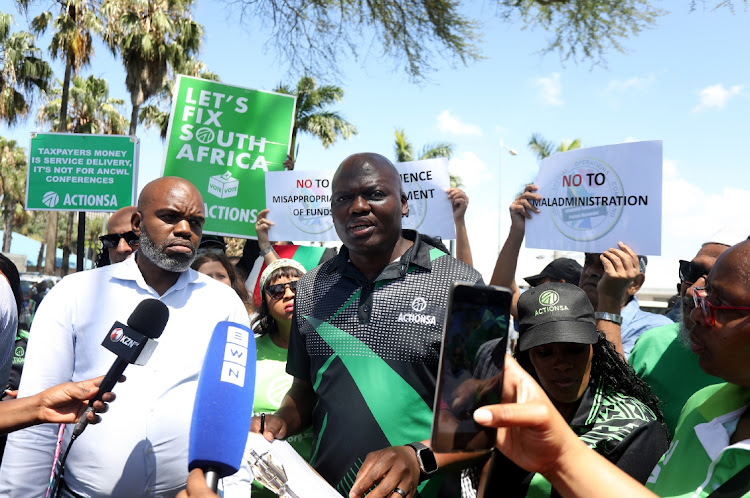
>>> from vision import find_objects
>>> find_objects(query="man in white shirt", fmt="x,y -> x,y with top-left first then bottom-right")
0,177 -> 251,497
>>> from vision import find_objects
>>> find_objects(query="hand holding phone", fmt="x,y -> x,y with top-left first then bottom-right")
431,282 -> 511,452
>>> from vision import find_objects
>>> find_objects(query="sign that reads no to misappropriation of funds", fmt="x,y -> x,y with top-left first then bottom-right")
162,76 -> 296,238
264,158 -> 456,242
26,132 -> 138,212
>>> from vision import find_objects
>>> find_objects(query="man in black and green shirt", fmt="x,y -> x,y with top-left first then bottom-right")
256,153 -> 482,498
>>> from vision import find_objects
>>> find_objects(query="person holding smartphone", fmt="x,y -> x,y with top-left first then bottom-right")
481,282 -> 668,496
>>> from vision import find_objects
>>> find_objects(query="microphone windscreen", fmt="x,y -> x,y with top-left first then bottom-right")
189,321 -> 256,478
127,299 -> 169,339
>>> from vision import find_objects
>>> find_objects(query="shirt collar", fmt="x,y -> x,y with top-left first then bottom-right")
327,230 -> 435,280
621,295 -> 640,321
110,251 -> 200,296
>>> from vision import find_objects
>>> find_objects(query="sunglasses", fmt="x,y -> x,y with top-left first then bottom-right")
679,260 -> 710,285
692,286 -> 750,327
265,280 -> 299,300
99,231 -> 139,249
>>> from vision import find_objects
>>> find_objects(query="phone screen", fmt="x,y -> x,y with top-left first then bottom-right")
430,283 -> 511,452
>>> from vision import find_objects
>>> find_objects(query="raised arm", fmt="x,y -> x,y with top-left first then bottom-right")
446,188 -> 474,267
254,208 -> 279,265
490,184 -> 541,318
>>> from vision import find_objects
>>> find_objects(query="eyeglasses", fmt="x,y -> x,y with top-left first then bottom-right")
679,260 -> 710,285
265,280 -> 299,300
99,231 -> 139,249
692,286 -> 750,327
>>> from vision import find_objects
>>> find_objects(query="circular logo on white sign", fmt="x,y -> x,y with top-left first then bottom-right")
547,157 -> 624,242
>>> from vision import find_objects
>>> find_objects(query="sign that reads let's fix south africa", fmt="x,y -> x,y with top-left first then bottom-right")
162,76 -> 296,238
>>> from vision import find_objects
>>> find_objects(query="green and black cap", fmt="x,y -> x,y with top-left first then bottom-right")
517,282 -> 598,351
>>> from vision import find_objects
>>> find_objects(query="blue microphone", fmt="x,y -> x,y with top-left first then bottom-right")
188,321 -> 256,492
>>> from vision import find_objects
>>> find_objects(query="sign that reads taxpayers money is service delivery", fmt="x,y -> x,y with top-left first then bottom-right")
264,158 -> 456,242
26,133 -> 138,212
162,76 -> 296,238
525,140 -> 663,255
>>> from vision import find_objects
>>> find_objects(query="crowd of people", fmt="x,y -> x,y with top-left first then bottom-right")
0,151 -> 746,498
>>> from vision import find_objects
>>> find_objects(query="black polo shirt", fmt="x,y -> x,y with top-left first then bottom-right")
287,230 -> 483,497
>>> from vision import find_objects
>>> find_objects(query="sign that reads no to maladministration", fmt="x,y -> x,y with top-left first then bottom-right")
26,132 -> 138,212
162,76 -> 296,238
525,140 -> 663,255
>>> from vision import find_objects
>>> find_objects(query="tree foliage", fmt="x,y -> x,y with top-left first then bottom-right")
528,132 -> 582,161
36,74 -> 129,134
0,136 -> 28,252
226,0 -> 669,79
499,0 -> 664,66
226,0 -> 481,80
0,12 -> 52,126
393,128 -> 461,187
101,0 -> 204,135
274,76 -> 357,161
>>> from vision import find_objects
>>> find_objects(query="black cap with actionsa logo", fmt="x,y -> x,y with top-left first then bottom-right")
517,282 -> 599,351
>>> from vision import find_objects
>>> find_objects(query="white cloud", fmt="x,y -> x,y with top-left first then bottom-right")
436,110 -> 483,136
694,84 -> 744,111
660,159 -> 750,257
534,73 -> 563,107
604,75 -> 655,95
448,151 -> 489,188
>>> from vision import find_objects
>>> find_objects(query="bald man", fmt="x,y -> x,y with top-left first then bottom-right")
97,206 -> 139,266
0,177 -> 252,497
254,154 -> 484,498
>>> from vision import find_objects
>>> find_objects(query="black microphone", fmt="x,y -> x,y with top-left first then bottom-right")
73,299 -> 169,436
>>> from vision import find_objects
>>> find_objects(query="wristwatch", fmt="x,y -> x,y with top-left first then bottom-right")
405,442 -> 438,478
594,311 -> 623,325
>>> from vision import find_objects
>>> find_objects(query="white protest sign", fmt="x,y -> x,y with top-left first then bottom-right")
266,169 -> 338,241
398,158 -> 455,238
525,140 -> 662,255
264,158 -> 456,242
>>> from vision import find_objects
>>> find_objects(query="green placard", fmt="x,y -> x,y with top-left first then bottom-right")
162,76 -> 296,238
25,133 -> 138,212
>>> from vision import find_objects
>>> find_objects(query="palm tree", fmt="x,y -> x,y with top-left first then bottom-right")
32,0 -> 100,275
528,132 -> 583,161
393,128 -> 461,187
139,57 -> 219,140
101,0 -> 203,136
0,12 -> 52,126
37,75 -> 129,134
274,76 -> 357,162
0,137 -> 28,252
36,74 -> 129,273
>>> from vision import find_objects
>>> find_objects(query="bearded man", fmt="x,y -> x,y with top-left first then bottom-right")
0,177 -> 251,497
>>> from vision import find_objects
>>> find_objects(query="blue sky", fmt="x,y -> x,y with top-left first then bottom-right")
3,1 -> 750,287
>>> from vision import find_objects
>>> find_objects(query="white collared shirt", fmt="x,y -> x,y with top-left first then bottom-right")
0,256 -> 251,497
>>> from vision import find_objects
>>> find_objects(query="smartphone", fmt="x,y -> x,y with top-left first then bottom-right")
430,282 -> 511,452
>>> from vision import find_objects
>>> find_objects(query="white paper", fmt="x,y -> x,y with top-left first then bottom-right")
264,159 -> 456,242
244,432 -> 341,497
525,140 -> 663,255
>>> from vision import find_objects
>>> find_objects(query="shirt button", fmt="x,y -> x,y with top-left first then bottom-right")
146,487 -> 152,493
147,447 -> 154,454
363,305 -> 370,312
